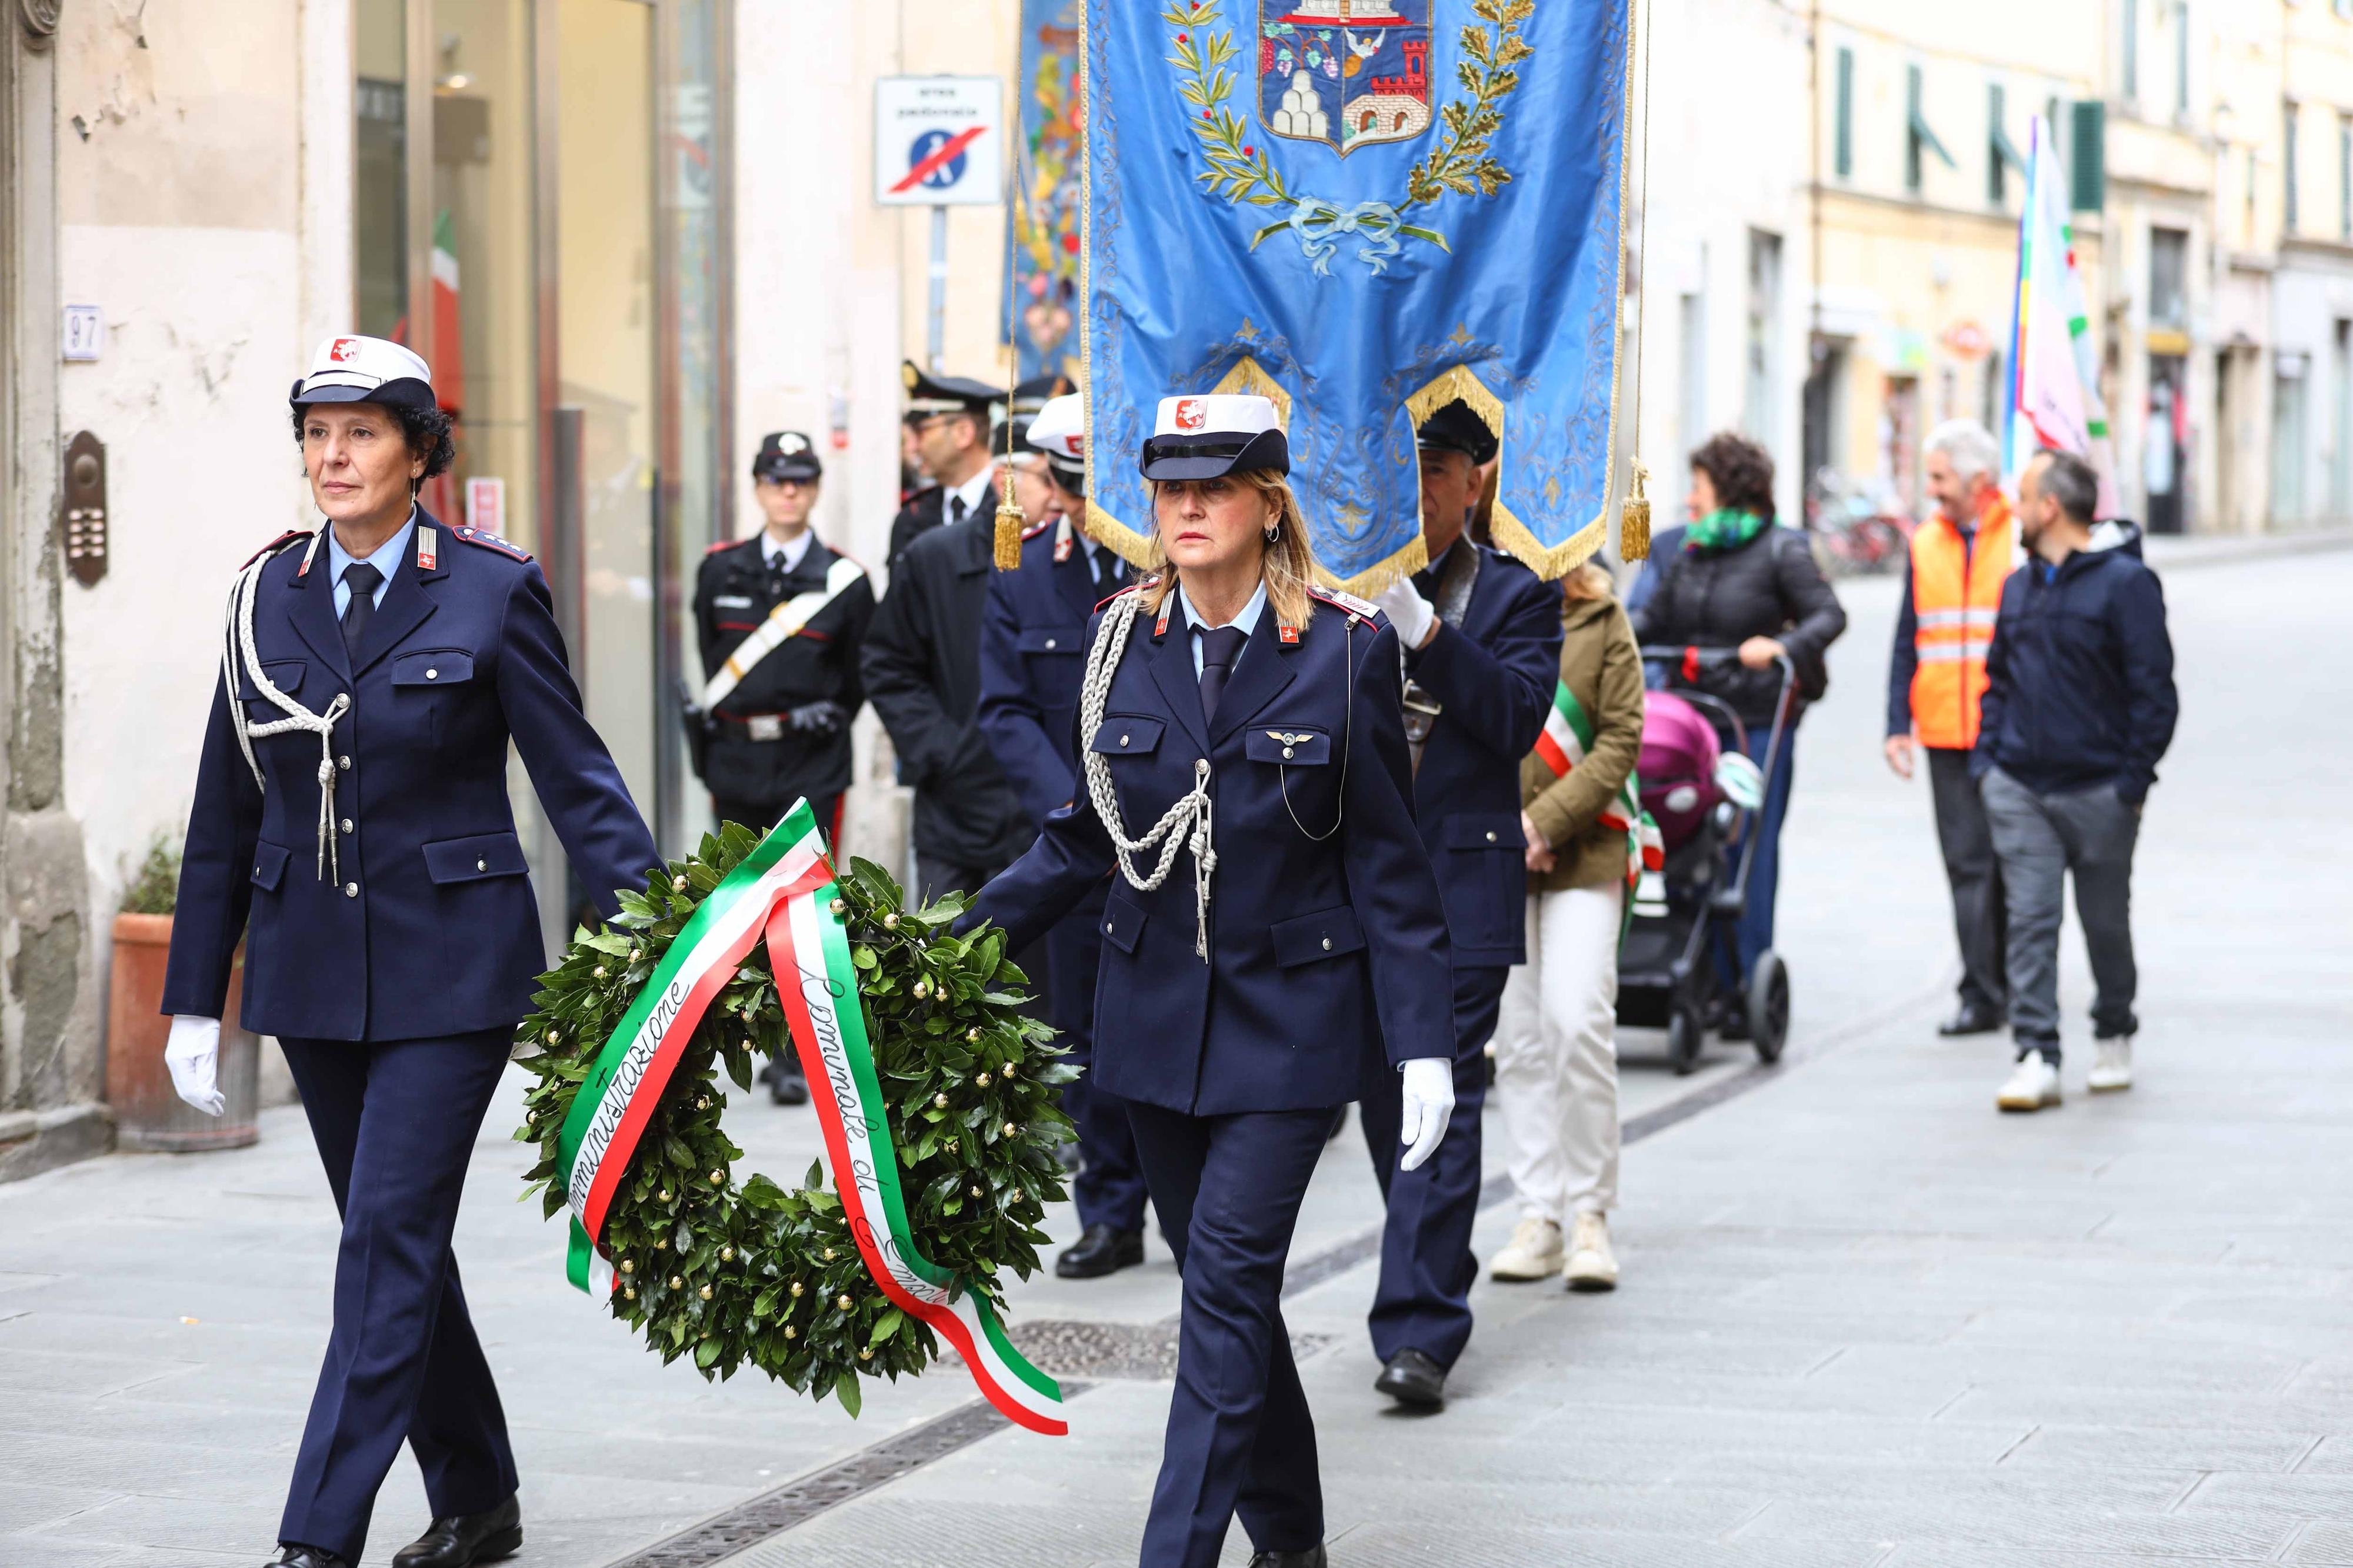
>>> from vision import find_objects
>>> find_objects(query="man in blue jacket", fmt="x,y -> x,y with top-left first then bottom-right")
1974,449 -> 2177,1112
1361,399 -> 1565,1407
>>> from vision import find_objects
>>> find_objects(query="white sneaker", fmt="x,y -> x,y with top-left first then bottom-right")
1488,1216 -> 1564,1282
2087,1036 -> 2134,1093
1997,1054 -> 2062,1113
1564,1212 -> 1618,1293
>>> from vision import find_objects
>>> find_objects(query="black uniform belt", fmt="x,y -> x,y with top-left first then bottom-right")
717,711 -> 792,740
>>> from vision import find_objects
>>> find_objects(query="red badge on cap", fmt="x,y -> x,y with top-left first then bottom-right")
1174,398 -> 1206,432
330,338 -> 361,363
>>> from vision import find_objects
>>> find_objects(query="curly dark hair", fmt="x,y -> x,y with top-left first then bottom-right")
1689,431 -> 1775,522
291,401 -> 457,482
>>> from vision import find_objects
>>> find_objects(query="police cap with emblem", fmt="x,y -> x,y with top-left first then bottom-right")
1415,397 -> 1499,466
902,361 -> 1005,425
752,430 -> 823,484
290,334 -> 436,411
1139,393 -> 1288,481
1026,393 -> 1086,495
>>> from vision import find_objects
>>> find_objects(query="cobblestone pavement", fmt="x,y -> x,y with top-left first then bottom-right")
3,543 -> 2347,1568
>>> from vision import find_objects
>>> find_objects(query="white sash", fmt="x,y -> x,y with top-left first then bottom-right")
701,554 -> 864,709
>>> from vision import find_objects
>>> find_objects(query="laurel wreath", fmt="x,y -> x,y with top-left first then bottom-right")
515,828 -> 1071,1417
1165,0 -> 1533,265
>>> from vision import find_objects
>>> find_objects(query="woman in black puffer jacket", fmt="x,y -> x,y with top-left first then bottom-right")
1630,432 -> 1845,1020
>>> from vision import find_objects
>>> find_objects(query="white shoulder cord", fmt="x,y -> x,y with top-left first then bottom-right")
219,531 -> 351,883
1078,590 -> 1217,961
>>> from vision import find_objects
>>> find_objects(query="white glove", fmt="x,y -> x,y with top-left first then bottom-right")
1397,1056 -> 1455,1172
164,1015 -> 225,1117
1372,579 -> 1437,650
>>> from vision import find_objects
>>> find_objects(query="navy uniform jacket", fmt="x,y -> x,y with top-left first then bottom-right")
1404,545 -> 1565,966
162,515 -> 659,1042
974,521 -> 1118,825
692,533 -> 875,805
861,513 -> 1034,869
966,585 -> 1454,1115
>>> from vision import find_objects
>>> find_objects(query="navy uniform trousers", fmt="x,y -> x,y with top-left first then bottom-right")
1049,889 -> 1151,1232
277,1030 -> 517,1560
1356,963 -> 1509,1368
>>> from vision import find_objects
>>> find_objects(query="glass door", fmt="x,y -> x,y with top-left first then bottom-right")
552,0 -> 661,826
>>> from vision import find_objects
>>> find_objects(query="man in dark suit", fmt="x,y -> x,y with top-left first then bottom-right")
975,395 -> 1152,1278
889,363 -> 1004,565
1361,398 -> 1566,1409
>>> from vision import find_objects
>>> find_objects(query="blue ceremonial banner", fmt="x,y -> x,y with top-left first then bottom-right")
1082,0 -> 1634,586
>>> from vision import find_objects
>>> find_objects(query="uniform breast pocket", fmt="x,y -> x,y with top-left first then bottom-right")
1245,724 -> 1339,825
238,659 -> 309,723
389,648 -> 476,749
1018,627 -> 1083,708
1089,714 -> 1184,823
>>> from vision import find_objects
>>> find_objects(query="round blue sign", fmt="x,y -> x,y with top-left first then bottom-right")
906,129 -> 969,191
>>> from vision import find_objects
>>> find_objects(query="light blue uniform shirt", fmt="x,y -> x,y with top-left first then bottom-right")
1176,578 -> 1267,678
326,507 -> 418,617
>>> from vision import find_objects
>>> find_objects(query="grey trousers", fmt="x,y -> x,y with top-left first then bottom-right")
1927,746 -> 2007,1015
1979,767 -> 2142,1062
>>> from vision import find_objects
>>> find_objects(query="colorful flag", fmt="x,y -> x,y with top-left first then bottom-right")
1008,0 -> 1085,382
431,209 -> 466,416
1082,0 -> 1635,588
2004,116 -> 2119,518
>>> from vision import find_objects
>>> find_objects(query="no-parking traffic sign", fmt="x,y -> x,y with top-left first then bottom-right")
874,76 -> 1002,207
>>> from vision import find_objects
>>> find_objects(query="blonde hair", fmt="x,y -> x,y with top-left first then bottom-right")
1560,561 -> 1614,603
1136,469 -> 1317,630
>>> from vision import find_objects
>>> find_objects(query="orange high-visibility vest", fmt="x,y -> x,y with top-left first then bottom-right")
1908,499 -> 2014,749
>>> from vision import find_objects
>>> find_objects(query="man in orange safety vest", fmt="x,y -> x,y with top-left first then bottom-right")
1886,419 -> 2015,1037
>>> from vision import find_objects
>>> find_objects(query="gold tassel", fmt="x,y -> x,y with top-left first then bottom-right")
1619,460 -> 1652,561
993,496 -> 1026,571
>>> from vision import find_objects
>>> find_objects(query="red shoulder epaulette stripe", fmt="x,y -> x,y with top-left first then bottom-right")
1021,518 -> 1053,542
704,536 -> 745,555
1092,578 -> 1155,613
453,525 -> 533,562
242,529 -> 312,569
1308,583 -> 1381,618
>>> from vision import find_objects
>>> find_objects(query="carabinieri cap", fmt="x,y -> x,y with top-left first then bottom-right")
1139,393 -> 1288,480
902,361 -> 1005,425
291,334 -> 436,411
1415,396 -> 1500,466
753,431 -> 823,484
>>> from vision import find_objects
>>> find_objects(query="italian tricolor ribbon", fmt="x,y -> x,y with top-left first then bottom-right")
552,799 -> 1068,1435
1533,679 -> 1665,923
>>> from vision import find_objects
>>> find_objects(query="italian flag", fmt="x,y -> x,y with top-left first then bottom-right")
2003,115 -> 2118,517
553,800 -> 1068,1435
1533,680 -> 1664,917
431,208 -> 466,415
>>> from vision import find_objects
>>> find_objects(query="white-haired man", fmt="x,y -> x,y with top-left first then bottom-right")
1885,419 -> 2014,1037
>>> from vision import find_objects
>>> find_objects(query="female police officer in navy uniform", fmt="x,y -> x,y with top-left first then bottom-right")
159,336 -> 659,1568
966,393 -> 1456,1568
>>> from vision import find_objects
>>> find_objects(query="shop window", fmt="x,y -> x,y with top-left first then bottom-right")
2149,228 -> 2188,332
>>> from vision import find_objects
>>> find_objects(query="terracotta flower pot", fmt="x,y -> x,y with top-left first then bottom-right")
105,912 -> 260,1152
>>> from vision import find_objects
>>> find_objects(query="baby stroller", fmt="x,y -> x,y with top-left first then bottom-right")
1615,647 -> 1797,1073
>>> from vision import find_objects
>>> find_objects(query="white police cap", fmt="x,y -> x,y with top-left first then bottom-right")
1139,393 -> 1289,479
1025,393 -> 1086,474
291,334 -> 436,411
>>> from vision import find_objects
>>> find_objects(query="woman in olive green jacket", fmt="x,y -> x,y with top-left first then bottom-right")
1490,562 -> 1645,1291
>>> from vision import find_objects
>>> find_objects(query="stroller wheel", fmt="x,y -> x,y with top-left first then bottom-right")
1748,950 -> 1791,1063
1667,1005 -> 1705,1076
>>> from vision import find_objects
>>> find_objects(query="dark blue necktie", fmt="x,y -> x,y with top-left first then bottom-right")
340,562 -> 383,658
1198,625 -> 1247,723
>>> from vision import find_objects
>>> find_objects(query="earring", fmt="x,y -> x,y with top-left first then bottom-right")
1263,523 -> 1281,543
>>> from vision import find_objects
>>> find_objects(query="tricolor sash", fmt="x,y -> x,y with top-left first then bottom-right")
553,799 -> 1068,1434
1533,680 -> 1665,923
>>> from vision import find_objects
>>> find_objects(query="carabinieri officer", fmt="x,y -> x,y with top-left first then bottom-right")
975,393 -> 1152,1279
158,335 -> 659,1568
965,393 -> 1455,1568
1361,397 -> 1565,1409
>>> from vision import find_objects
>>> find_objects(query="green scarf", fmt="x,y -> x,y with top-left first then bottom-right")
1684,508 -> 1768,556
